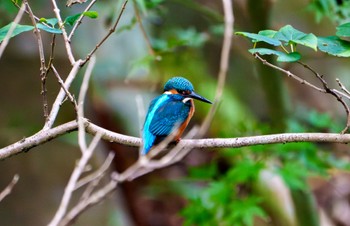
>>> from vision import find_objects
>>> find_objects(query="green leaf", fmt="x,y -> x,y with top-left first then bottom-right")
235,31 -> 281,46
83,11 -> 98,19
336,22 -> 350,37
64,13 -> 82,26
258,29 -> 277,38
64,11 -> 98,26
249,48 -> 301,62
277,162 -> 308,190
0,22 -> 33,42
317,36 -> 350,57
274,25 -> 318,51
36,23 -> 62,34
45,18 -> 59,27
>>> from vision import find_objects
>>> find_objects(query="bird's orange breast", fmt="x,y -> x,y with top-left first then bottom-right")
174,99 -> 195,141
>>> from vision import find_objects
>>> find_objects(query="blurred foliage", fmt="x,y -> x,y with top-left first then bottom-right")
308,0 -> 350,24
181,111 -> 350,225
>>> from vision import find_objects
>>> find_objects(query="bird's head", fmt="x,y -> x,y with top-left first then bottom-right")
163,77 -> 212,104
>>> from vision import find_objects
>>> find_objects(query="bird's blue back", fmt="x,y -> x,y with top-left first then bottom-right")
142,93 -> 191,155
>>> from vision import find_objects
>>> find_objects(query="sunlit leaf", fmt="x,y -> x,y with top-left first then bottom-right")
258,29 -> 277,38
0,22 -> 33,42
235,31 -> 281,46
317,36 -> 350,57
274,25 -> 318,51
249,48 -> 301,62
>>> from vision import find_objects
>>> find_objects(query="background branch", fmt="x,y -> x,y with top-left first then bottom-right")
0,174 -> 19,202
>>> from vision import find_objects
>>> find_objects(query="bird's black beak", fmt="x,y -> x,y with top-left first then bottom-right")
187,91 -> 212,104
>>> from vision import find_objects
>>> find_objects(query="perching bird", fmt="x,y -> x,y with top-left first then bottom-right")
141,77 -> 212,155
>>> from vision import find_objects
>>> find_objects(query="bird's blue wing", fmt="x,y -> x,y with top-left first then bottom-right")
142,94 -> 191,155
149,98 -> 191,136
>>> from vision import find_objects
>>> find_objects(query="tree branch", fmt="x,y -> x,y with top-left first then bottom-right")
2,119 -> 350,160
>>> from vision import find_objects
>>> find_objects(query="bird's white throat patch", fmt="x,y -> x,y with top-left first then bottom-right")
182,97 -> 192,103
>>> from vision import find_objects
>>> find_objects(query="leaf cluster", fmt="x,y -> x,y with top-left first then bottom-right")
236,23 -> 350,62
0,11 -> 98,42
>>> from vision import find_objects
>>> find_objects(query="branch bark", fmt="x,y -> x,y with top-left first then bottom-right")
1,119 -> 350,160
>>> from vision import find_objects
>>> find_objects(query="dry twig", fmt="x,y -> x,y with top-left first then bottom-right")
80,0 -> 129,66
0,3 -> 26,59
0,174 -> 19,202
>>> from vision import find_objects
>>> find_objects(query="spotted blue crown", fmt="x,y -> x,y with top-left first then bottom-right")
164,77 -> 194,92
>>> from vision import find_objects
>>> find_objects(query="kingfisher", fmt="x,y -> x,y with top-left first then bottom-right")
141,77 -> 212,155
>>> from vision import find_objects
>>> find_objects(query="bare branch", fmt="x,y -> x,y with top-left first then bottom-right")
298,61 -> 350,133
0,174 -> 19,202
0,3 -> 26,59
78,55 -> 96,151
132,1 -> 155,56
49,56 -> 100,226
25,0 -> 49,120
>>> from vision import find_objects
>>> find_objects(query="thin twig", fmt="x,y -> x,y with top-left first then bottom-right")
0,174 -> 19,202
80,0 -> 129,66
25,0 -> 49,120
51,65 -> 78,109
68,0 -> 97,41
299,62 -> 350,133
336,78 -> 350,97
132,0 -> 155,56
0,3 -> 26,59
51,0 -> 76,64
197,0 -> 234,137
59,179 -> 118,226
75,152 -> 115,190
254,54 -> 325,93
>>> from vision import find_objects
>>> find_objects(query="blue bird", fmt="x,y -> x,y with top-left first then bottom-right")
142,77 -> 212,155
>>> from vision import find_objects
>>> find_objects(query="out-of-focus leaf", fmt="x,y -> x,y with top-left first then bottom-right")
277,162 -> 308,190
249,48 -> 301,62
336,22 -> 350,37
274,25 -> 318,51
317,36 -> 350,57
235,31 -> 281,46
0,22 -> 33,42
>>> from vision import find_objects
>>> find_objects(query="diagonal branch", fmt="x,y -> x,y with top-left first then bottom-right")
80,0 -> 129,66
198,0 -> 234,137
0,174 -> 19,202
